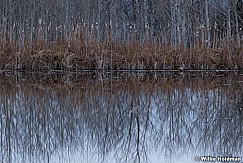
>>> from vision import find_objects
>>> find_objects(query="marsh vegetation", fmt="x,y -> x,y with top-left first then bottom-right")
0,40 -> 243,71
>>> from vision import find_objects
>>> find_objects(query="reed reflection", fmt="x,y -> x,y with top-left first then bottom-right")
0,72 -> 243,163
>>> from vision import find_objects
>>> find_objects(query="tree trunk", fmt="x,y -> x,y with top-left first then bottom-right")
205,0 -> 211,47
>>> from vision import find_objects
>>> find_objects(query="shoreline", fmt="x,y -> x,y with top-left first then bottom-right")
0,69 -> 243,73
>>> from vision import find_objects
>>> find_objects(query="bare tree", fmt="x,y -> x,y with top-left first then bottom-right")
0,0 -> 241,47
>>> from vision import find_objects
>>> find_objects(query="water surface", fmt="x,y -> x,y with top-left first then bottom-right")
0,72 -> 243,163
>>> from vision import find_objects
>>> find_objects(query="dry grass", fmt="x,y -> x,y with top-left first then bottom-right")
0,38 -> 242,71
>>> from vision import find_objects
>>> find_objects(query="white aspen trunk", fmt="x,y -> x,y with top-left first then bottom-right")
65,0 -> 70,41
139,0 -> 145,45
132,0 -> 138,41
227,1 -> 232,42
97,0 -> 101,42
176,0 -> 181,46
205,0 -> 211,47
8,0 -> 13,42
111,0 -> 116,41
227,0 -> 232,65
122,2 -> 126,42
234,1 -> 240,46
170,0 -> 177,47
30,0 -> 36,43
181,1 -> 187,48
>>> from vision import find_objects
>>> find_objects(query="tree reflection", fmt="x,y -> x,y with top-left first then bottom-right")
0,72 -> 243,163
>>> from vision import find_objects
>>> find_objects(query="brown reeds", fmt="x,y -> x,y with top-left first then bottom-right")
0,37 -> 242,71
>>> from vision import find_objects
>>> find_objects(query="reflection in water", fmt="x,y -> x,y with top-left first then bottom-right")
0,72 -> 243,163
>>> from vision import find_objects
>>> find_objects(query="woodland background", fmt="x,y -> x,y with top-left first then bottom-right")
0,0 -> 243,71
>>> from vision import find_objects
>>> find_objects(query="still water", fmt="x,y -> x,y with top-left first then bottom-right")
0,72 -> 243,163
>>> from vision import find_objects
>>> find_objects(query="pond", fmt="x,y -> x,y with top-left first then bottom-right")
0,72 -> 243,163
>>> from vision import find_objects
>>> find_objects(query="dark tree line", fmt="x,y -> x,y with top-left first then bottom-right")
0,0 -> 243,47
